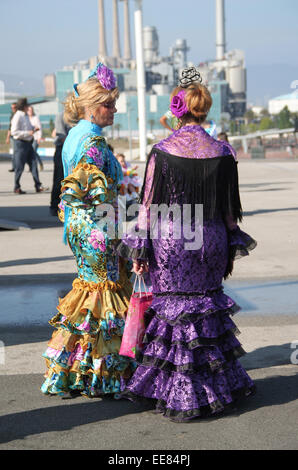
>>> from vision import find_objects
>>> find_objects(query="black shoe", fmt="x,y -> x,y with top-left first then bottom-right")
14,188 -> 26,194
8,168 -> 14,172
49,207 -> 58,216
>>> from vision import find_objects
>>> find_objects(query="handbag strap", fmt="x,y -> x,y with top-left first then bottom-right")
133,274 -> 149,298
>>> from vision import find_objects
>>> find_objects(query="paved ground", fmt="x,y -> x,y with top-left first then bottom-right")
0,156 -> 298,451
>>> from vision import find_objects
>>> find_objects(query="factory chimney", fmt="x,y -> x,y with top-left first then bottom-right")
98,0 -> 108,58
121,0 -> 132,66
112,0 -> 121,61
215,0 -> 226,60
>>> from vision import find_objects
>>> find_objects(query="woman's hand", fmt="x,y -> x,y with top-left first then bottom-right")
133,260 -> 149,275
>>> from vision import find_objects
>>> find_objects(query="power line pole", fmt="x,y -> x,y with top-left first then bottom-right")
134,0 -> 147,162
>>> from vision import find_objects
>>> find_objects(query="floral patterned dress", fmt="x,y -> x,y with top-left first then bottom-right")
41,119 -> 136,397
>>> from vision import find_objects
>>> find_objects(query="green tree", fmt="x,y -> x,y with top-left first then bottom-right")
244,109 -> 255,123
230,121 -> 237,134
259,117 -> 274,131
276,106 -> 292,129
292,113 -> 298,132
239,123 -> 246,135
49,118 -> 55,134
247,122 -> 258,133
260,108 -> 270,117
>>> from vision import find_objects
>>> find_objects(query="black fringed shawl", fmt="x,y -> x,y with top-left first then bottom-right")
140,148 -> 243,223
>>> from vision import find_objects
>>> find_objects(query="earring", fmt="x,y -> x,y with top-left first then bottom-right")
90,114 -> 94,122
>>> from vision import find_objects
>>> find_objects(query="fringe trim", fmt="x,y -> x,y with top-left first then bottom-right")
140,150 -> 243,222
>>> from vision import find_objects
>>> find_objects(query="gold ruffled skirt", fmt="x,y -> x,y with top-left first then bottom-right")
41,270 -> 136,397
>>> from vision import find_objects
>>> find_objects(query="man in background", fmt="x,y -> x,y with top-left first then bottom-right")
49,112 -> 70,215
10,97 -> 46,194
5,102 -> 17,172
27,105 -> 43,171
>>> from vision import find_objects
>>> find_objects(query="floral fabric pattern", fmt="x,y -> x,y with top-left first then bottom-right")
41,120 -> 136,397
86,146 -> 104,167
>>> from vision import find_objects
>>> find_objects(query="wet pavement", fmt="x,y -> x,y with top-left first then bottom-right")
0,277 -> 297,328
224,278 -> 298,316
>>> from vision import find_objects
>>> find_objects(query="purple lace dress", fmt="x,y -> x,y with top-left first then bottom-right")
117,125 -> 257,421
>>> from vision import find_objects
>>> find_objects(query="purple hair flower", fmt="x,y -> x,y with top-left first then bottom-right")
97,64 -> 117,90
86,146 -> 104,167
170,90 -> 188,118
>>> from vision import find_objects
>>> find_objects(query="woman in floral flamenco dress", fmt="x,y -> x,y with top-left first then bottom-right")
41,64 -> 136,398
117,68 -> 257,421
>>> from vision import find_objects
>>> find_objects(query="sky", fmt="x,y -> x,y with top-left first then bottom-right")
0,0 -> 298,104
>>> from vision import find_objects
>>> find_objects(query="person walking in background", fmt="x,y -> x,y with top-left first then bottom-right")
27,105 -> 43,171
10,98 -> 46,194
49,112 -> 70,216
5,102 -> 17,172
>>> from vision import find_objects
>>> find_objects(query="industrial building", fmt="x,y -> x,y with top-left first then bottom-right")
0,0 -> 247,133
268,89 -> 298,115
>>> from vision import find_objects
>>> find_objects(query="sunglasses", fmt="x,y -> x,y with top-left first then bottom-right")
102,102 -> 116,109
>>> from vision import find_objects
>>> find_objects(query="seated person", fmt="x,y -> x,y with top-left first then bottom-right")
202,119 -> 217,138
115,153 -> 141,202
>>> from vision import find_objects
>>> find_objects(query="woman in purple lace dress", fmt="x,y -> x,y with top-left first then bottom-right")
117,70 -> 257,422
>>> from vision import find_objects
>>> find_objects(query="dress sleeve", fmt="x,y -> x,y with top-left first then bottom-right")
224,218 -> 257,279
116,151 -> 157,260
79,134 -> 108,170
227,225 -> 257,260
59,135 -> 109,213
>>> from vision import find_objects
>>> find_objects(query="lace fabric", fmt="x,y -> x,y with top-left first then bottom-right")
155,125 -> 237,159
118,125 -> 257,420
141,125 -> 236,206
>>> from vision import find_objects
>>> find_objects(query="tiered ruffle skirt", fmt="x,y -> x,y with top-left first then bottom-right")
122,288 -> 255,421
41,277 -> 136,397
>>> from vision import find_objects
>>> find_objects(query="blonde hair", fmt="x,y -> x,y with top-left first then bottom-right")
63,78 -> 119,126
171,83 -> 212,124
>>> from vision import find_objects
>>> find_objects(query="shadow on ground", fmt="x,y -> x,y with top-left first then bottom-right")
240,343 -> 294,370
243,207 -> 298,216
0,372 -> 298,445
239,182 -> 295,188
0,205 -> 60,229
0,256 -> 72,268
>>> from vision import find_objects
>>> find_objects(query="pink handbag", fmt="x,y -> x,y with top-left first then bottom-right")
119,275 -> 153,358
